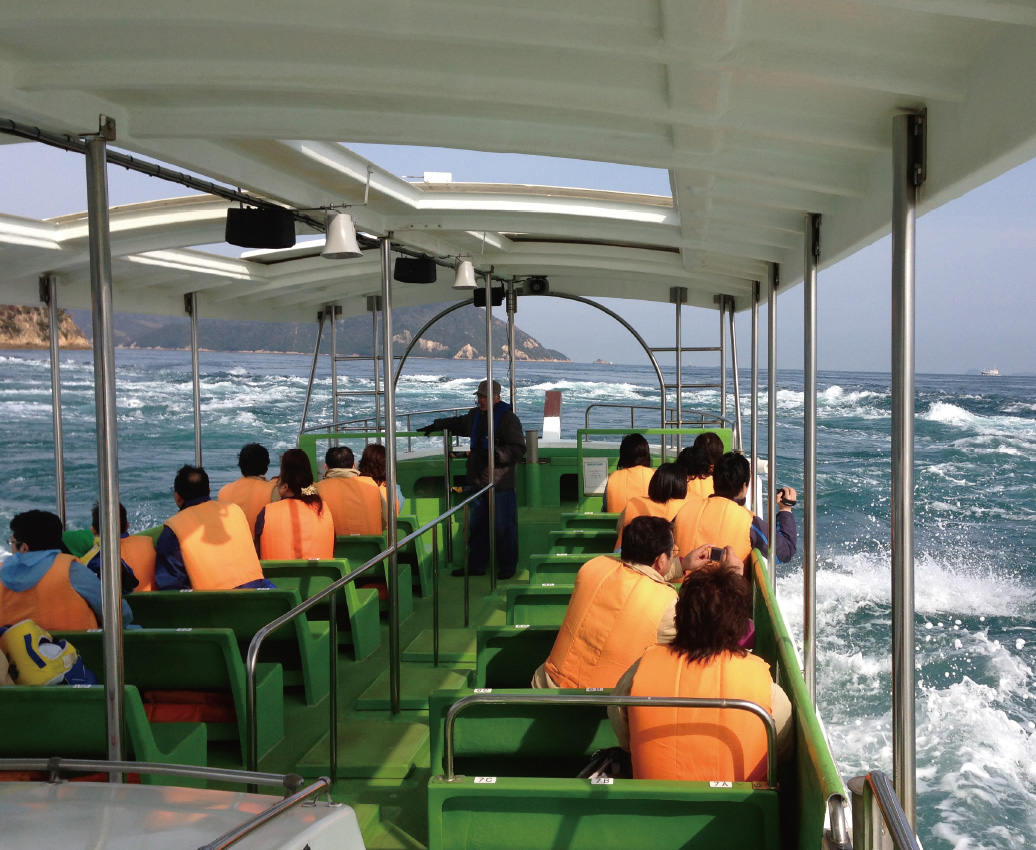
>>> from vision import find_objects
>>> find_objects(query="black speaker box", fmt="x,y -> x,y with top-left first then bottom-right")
525,277 -> 549,295
394,256 -> 437,284
474,287 -> 505,307
225,207 -> 296,249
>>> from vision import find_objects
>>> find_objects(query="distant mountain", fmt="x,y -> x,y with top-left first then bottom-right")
0,305 -> 89,349
64,303 -> 569,361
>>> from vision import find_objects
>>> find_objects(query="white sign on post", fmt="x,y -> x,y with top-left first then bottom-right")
583,457 -> 609,495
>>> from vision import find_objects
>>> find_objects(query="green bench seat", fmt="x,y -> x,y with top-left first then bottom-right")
506,584 -> 574,626
397,514 -> 436,599
561,512 -> 620,531
333,534 -> 414,621
262,559 -> 381,660
56,628 -> 284,760
475,626 -> 559,688
127,588 -> 330,706
0,684 -> 207,785
547,529 -> 617,555
527,553 -> 608,585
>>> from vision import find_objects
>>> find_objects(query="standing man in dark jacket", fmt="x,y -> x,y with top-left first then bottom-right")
419,379 -> 526,579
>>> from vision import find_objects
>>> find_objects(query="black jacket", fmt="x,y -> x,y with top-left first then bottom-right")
425,401 -> 526,491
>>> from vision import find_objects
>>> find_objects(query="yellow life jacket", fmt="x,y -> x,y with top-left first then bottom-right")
164,501 -> 264,590
0,619 -> 81,685
122,534 -> 157,592
258,499 -> 335,560
605,466 -> 654,513
617,496 -> 687,548
0,554 -> 98,631
673,495 -> 754,565
545,555 -> 676,689
685,475 -> 714,499
629,644 -> 773,782
217,477 -> 274,536
316,476 -> 384,535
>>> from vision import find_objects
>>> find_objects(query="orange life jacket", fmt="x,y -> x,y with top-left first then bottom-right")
673,495 -> 754,565
217,477 -> 274,536
122,534 -> 157,592
605,466 -> 654,513
258,498 -> 335,560
617,496 -> 687,548
316,476 -> 384,535
164,501 -> 264,590
545,555 -> 676,689
0,553 -> 98,630
685,475 -> 714,499
629,644 -> 773,782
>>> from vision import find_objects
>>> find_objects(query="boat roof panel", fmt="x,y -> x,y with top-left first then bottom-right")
1,0 -> 1035,321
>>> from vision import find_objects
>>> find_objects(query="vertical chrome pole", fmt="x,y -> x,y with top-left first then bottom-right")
728,297 -> 744,452
751,282 -> 760,514
891,111 -> 922,829
767,264 -> 779,591
299,310 -> 325,438
432,524 -> 440,667
484,271 -> 497,592
506,280 -> 517,409
329,304 -> 339,429
674,288 -> 683,452
86,118 -> 125,772
719,300 -> 727,424
41,274 -> 66,526
371,295 -> 382,431
442,429 -> 453,565
803,215 -> 821,704
381,238 -> 401,715
186,292 -> 202,466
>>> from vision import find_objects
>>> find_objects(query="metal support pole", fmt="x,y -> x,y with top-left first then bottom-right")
506,279 -> 517,409
803,215 -> 821,704
85,118 -> 125,772
432,524 -> 440,667
727,297 -> 744,452
767,263 -> 779,591
484,271 -> 497,592
299,310 -> 325,437
371,295 -> 382,431
719,301 -> 728,424
891,110 -> 923,829
751,282 -> 760,514
674,287 -> 683,452
186,292 -> 202,466
381,238 -> 401,715
329,304 -> 339,429
442,430 -> 454,565
40,274 -> 66,526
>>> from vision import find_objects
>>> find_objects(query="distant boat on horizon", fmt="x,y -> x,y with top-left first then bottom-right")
981,365 -> 1001,376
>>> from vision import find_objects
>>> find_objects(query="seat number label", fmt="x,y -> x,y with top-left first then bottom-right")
474,688 -> 492,694
474,776 -> 497,784
710,781 -> 733,788
591,777 -> 614,785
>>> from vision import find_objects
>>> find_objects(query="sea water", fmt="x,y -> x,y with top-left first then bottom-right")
1,348 -> 1034,849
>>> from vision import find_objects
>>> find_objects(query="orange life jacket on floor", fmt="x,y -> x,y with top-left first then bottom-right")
0,553 -> 98,630
605,466 -> 654,513
258,498 -> 335,560
673,495 -> 754,565
217,477 -> 274,536
629,644 -> 773,782
685,475 -> 714,499
617,496 -> 687,548
316,476 -> 384,535
164,501 -> 264,590
545,555 -> 676,689
122,534 -> 157,592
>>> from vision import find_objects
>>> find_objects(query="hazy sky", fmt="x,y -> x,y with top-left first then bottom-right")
2,140 -> 1034,375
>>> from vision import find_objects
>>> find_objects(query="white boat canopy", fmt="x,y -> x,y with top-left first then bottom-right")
1,0 -> 1035,321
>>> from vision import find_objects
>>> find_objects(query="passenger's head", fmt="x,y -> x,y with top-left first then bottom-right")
174,465 -> 210,503
712,452 -> 751,501
278,448 -> 323,512
91,502 -> 129,535
617,433 -> 651,470
9,510 -> 64,553
676,432 -> 725,479
622,516 -> 676,574
324,445 -> 355,471
237,443 -> 270,477
357,444 -> 387,485
670,564 -> 752,662
647,463 -> 688,503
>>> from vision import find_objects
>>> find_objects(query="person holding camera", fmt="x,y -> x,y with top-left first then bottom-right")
673,451 -> 797,571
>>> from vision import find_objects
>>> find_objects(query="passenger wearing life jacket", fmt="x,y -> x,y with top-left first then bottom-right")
604,433 -> 654,514
154,465 -> 274,591
217,442 -> 276,536
531,516 -> 733,689
316,445 -> 383,535
616,463 -> 688,549
255,449 -> 334,560
673,452 -> 797,571
609,563 -> 792,781
82,501 -> 157,593
675,432 -> 724,500
356,443 -> 405,525
0,509 -> 136,629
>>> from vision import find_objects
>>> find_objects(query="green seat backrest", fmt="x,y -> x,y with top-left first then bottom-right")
561,512 -> 620,530
475,626 -> 559,688
333,534 -> 387,566
527,553 -> 599,584
506,584 -> 574,626
548,529 -> 617,555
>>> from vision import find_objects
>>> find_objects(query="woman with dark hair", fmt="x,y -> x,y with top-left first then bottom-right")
254,449 -> 334,560
615,463 -> 688,549
605,433 -> 654,513
609,563 -> 792,782
357,443 -> 405,525
675,432 -> 724,498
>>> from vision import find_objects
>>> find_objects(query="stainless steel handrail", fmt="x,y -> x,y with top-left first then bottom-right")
584,404 -> 733,437
300,407 -> 468,451
244,482 -> 495,781
440,693 -> 777,787
851,771 -> 922,850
